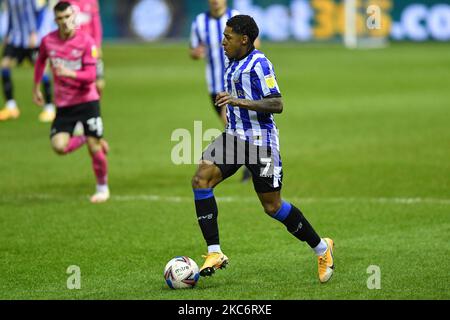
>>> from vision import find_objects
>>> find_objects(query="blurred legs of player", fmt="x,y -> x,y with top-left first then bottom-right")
38,72 -> 56,123
192,134 -> 334,282
50,101 -> 109,203
0,46 -> 55,122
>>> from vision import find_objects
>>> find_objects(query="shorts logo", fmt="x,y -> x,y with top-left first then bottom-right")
291,222 -> 303,234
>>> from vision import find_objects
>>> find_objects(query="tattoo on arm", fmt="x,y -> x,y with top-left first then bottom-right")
236,97 -> 283,114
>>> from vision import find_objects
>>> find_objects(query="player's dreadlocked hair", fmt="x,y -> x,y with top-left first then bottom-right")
226,15 -> 259,44
54,1 -> 72,13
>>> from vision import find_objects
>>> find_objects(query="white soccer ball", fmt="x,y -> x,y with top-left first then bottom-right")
164,256 -> 200,289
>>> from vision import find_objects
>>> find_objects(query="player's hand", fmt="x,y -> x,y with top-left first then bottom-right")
190,45 -> 206,60
215,92 -> 237,107
33,85 -> 44,107
29,32 -> 38,48
55,64 -> 76,78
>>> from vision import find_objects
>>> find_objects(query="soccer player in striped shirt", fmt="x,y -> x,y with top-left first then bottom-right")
190,0 -> 239,125
33,1 -> 109,203
192,15 -> 335,283
0,0 -> 55,122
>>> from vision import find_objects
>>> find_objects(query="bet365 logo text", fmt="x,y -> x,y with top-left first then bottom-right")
367,5 -> 382,30
171,121 -> 221,165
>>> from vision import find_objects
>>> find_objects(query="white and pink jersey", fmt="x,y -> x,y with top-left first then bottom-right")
34,30 -> 99,108
67,0 -> 102,48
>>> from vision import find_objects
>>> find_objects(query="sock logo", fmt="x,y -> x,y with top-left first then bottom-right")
291,222 -> 303,234
198,214 -> 213,221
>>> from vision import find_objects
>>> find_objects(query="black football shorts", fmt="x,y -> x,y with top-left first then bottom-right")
202,132 -> 283,193
50,101 -> 103,139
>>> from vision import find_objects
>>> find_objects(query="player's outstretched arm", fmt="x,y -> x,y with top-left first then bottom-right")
33,42 -> 48,107
190,45 -> 206,60
32,84 -> 44,107
215,92 -> 283,114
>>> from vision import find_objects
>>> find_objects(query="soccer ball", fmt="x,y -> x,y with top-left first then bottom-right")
164,256 -> 200,289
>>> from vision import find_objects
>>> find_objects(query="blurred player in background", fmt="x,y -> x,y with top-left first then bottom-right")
0,0 -> 55,122
33,1 -> 109,203
64,0 -> 104,93
192,15 -> 335,283
190,0 -> 256,182
190,0 -> 239,125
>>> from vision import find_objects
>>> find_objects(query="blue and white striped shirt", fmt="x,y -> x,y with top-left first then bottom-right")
225,49 -> 282,151
190,9 -> 239,94
5,0 -> 41,48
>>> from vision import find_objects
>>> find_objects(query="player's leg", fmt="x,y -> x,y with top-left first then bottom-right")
0,46 -> 19,121
51,130 -> 86,156
249,141 -> 335,283
256,189 -> 335,283
51,132 -> 71,155
193,133 -> 241,276
51,133 -> 86,156
210,94 -> 251,183
82,101 -> 109,203
192,160 -> 230,277
86,136 -> 109,203
39,71 -> 56,123
50,107 -> 87,155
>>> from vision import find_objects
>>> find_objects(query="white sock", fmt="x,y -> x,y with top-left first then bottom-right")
96,184 -> 109,194
313,239 -> 328,256
208,245 -> 222,254
44,103 -> 55,112
6,100 -> 17,109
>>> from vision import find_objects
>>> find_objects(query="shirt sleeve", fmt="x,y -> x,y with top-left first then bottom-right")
75,36 -> 97,83
190,19 -> 201,49
252,58 -> 282,98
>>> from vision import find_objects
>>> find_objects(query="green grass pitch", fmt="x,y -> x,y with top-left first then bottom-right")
0,42 -> 449,300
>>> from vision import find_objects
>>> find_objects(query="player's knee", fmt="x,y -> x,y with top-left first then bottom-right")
262,201 -> 282,216
192,163 -> 216,189
87,138 -> 102,154
52,143 -> 66,155
191,174 -> 209,189
1,58 -> 11,69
